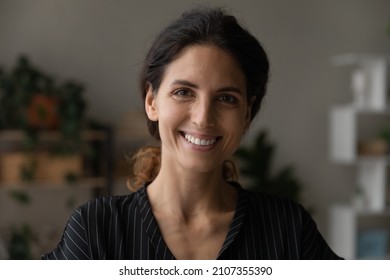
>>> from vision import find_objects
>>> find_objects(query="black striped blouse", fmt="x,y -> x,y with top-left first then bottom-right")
42,182 -> 342,260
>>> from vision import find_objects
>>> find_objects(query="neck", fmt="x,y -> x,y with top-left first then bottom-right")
146,163 -> 236,219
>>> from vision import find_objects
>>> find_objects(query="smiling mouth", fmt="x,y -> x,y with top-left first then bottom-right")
180,131 -> 220,147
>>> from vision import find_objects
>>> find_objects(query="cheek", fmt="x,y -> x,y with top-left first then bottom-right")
222,110 -> 247,133
156,102 -> 185,135
220,114 -> 246,150
159,103 -> 184,122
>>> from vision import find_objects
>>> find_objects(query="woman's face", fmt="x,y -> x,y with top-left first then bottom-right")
145,44 -> 251,175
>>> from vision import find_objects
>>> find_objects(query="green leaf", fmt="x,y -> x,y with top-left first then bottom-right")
9,190 -> 31,205
234,130 -> 303,202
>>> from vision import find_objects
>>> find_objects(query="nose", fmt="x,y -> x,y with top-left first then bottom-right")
191,97 -> 215,128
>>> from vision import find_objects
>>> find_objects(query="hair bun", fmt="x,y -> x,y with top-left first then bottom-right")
127,146 -> 161,192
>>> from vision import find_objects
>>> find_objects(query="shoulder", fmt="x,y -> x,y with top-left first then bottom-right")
247,189 -> 304,212
83,192 -> 137,209
233,182 -> 310,226
233,180 -> 304,213
232,182 -> 343,259
241,188 -> 314,239
75,192 -> 138,220
42,191 -> 141,260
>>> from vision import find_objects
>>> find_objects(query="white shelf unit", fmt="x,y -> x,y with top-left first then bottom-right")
329,204 -> 390,259
328,54 -> 390,259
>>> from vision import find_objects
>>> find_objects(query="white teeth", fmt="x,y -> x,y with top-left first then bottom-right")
184,133 -> 217,146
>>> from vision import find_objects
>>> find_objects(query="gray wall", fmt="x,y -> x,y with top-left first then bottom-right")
1,0 -> 390,246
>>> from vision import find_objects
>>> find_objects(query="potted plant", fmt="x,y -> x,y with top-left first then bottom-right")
234,130 -> 303,203
0,55 -> 86,184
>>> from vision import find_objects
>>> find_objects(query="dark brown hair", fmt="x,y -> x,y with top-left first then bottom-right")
128,7 -> 270,190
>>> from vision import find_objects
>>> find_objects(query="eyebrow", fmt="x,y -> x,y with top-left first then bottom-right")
171,79 -> 243,95
171,79 -> 198,89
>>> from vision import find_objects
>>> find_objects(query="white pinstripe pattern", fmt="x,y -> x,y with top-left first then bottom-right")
42,182 -> 343,260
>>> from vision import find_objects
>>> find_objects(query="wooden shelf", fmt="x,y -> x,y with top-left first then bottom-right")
0,177 -> 107,190
0,129 -> 108,142
0,127 -> 113,196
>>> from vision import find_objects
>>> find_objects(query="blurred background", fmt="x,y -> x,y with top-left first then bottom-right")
0,0 -> 390,260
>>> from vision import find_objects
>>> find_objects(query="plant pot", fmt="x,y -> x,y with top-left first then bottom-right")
0,153 -> 28,184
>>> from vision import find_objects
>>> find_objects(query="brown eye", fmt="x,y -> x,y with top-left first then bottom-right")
218,95 -> 239,105
172,89 -> 195,101
174,89 -> 191,97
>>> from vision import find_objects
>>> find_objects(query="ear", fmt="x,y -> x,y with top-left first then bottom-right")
145,85 -> 158,121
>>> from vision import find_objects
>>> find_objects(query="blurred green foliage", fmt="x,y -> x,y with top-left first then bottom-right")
235,130 -> 302,203
0,55 -> 86,155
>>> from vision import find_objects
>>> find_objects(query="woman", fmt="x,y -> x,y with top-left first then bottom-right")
42,7 -> 342,260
